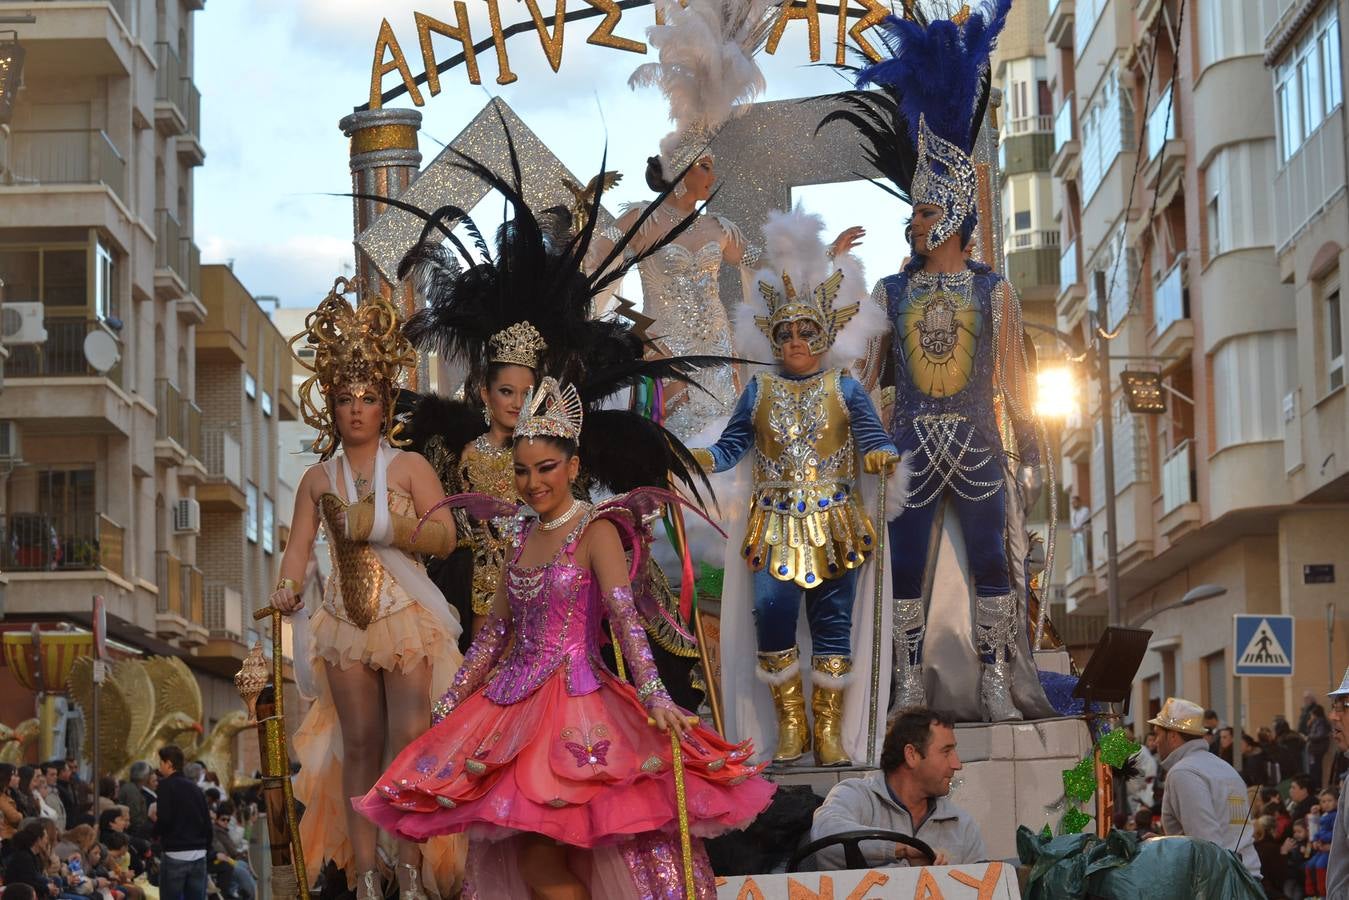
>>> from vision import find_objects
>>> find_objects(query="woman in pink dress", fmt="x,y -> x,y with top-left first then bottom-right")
359,377 -> 774,899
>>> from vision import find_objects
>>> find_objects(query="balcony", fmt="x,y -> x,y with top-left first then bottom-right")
1158,440 -> 1200,538
0,511 -> 123,575
1061,407 -> 1092,464
155,42 -> 187,136
1066,516 -> 1096,605
195,580 -> 251,673
200,425 -> 245,511
178,81 -> 205,167
1151,255 -> 1192,359
153,378 -> 203,468
155,209 -> 186,299
155,550 -> 187,640
999,131 -> 1056,178
1005,231 -> 1062,296
1,319 -> 131,435
1057,238 -> 1088,330
1,2 -> 134,79
1051,95 -> 1079,179
1047,0 -> 1076,48
1,129 -> 126,203
183,564 -> 207,647
1142,84 -> 1185,198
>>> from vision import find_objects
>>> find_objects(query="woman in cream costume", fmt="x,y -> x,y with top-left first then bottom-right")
272,280 -> 463,900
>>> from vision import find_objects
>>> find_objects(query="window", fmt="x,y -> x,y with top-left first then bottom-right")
1080,68 -> 1134,202
1276,6 -> 1342,163
1207,194 -> 1222,259
95,242 -> 116,321
244,373 -> 257,399
1014,210 -> 1032,231
38,469 -> 96,522
245,482 -> 258,543
1329,279 -> 1344,391
262,496 -> 275,554
261,391 -> 273,417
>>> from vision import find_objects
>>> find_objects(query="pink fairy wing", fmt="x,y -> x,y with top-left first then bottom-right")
410,492 -> 518,540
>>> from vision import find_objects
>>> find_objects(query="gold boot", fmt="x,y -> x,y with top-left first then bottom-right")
811,655 -> 854,767
757,648 -> 811,763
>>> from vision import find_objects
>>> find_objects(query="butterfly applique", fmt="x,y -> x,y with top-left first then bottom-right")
564,738 -> 611,769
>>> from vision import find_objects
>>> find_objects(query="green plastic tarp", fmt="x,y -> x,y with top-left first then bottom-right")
1016,826 -> 1265,899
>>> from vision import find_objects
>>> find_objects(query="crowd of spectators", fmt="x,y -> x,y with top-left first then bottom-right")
0,749 -> 258,900
1120,692 -> 1347,899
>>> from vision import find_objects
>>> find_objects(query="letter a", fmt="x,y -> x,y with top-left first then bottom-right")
370,18 -> 424,108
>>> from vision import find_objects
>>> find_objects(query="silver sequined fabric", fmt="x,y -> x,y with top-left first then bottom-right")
636,241 -> 737,441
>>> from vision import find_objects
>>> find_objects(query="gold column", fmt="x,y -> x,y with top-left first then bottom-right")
338,108 -> 426,388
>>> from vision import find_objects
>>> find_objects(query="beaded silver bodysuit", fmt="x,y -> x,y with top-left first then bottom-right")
635,238 -> 737,440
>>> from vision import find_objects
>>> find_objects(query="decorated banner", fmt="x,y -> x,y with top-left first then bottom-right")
715,862 -> 1019,899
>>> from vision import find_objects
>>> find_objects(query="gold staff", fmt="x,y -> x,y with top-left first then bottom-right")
867,472 -> 889,766
236,607 -> 308,900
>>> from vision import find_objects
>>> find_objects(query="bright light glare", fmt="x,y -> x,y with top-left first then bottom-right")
1035,366 -> 1078,420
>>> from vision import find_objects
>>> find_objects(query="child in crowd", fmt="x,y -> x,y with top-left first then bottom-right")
1284,818 -> 1311,900
1309,789 -> 1338,897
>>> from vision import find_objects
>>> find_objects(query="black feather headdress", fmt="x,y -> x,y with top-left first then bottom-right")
365,116 -> 729,505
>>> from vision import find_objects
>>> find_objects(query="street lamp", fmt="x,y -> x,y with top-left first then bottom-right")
1035,364 -> 1079,421
1131,583 -> 1228,628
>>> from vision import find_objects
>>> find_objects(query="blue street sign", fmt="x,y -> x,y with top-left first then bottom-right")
1233,614 -> 1295,677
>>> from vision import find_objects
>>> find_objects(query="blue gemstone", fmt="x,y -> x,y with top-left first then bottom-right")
834,492 -> 845,501
778,501 -> 789,510
847,552 -> 857,561
743,547 -> 751,557
797,501 -> 806,512
863,535 -> 872,545
752,557 -> 761,566
828,563 -> 839,572
819,498 -> 829,508
762,497 -> 772,507
778,565 -> 789,576
805,573 -> 816,584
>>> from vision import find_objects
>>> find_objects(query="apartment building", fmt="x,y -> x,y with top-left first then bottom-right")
193,264 -> 299,693
0,1 -> 275,739
1047,0 -> 1348,730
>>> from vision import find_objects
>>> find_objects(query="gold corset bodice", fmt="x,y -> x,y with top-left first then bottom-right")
742,371 -> 877,588
457,436 -> 519,616
318,489 -> 419,628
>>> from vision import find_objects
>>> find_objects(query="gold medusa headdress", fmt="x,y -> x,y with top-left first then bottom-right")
291,277 -> 416,457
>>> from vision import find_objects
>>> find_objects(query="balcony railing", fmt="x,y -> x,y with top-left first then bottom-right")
204,580 -> 245,638
1068,523 -> 1093,582
1146,84 -> 1175,161
4,319 -> 121,379
155,208 -> 184,276
1010,230 -> 1062,251
184,80 -> 202,140
0,511 -> 122,573
2,130 -> 126,201
1153,255 -> 1187,335
156,550 -> 183,615
155,42 -> 185,110
182,238 -> 201,298
1060,239 -> 1080,291
156,378 -> 183,444
1054,95 -> 1076,155
183,400 -> 202,461
202,425 -> 242,486
1005,114 -> 1055,136
184,564 -> 204,625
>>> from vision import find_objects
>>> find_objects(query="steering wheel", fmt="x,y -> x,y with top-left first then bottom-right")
788,829 -> 938,872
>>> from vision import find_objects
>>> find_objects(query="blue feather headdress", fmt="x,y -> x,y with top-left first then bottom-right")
821,0 -> 1013,250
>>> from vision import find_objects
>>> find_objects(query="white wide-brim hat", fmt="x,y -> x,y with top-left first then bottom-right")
1147,697 -> 1208,737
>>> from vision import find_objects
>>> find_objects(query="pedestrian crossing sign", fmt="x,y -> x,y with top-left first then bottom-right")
1233,614 -> 1295,676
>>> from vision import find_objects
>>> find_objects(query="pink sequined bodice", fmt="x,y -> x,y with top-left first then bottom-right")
483,532 -> 606,705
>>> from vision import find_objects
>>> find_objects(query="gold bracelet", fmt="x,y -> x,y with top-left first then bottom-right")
275,577 -> 299,594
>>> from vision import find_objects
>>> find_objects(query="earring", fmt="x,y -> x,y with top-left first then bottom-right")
672,181 -> 688,199
482,407 -> 491,426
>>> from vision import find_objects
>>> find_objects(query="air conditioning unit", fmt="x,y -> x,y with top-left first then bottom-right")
1,303 -> 47,345
0,421 -> 20,463
173,498 -> 201,534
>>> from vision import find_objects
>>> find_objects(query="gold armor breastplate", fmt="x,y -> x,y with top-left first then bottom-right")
458,437 -> 519,616
318,491 -> 418,628
742,371 -> 876,588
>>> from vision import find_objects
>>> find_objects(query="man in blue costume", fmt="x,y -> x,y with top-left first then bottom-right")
826,0 -> 1051,722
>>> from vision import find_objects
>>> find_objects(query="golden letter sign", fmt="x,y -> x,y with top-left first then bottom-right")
368,0 -> 888,108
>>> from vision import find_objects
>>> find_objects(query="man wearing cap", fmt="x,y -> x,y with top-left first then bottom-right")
1150,697 -> 1261,878
1325,668 -> 1349,896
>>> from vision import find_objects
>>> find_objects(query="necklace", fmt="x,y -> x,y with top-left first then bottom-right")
539,497 -> 585,531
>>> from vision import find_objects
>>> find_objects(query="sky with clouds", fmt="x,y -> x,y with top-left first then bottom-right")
195,1 -> 911,309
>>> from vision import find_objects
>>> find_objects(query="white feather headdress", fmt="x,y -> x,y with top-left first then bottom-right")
628,0 -> 786,178
735,203 -> 887,371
